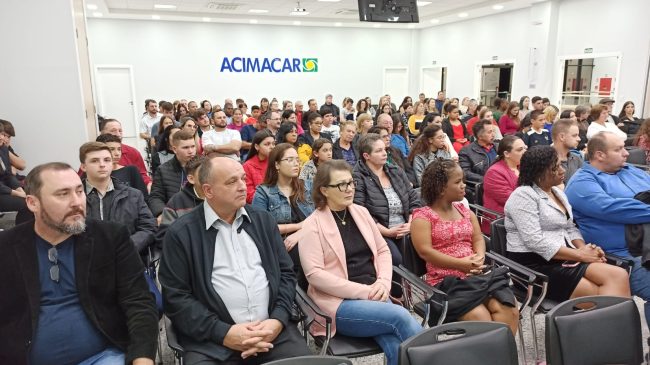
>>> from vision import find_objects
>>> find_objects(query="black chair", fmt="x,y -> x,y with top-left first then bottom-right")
164,316 -> 185,365
398,321 -> 518,365
468,203 -> 503,237
474,182 -> 484,206
628,148 -> 647,165
263,355 -> 352,365
464,180 -> 481,205
398,235 -> 448,326
546,296 -> 643,365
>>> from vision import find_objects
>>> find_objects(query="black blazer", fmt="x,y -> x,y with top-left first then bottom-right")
0,220 -> 159,365
159,204 -> 296,361
441,118 -> 469,143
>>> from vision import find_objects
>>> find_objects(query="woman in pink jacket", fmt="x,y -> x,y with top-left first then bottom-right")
299,160 -> 421,365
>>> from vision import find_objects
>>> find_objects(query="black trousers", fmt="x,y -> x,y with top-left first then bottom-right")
0,194 -> 31,226
183,324 -> 311,365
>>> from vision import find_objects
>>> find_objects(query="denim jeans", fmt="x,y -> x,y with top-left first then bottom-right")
77,347 -> 125,365
629,256 -> 650,330
336,299 -> 422,365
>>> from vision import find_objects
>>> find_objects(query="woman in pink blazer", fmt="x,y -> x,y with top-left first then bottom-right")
299,160 -> 421,365
481,135 -> 527,232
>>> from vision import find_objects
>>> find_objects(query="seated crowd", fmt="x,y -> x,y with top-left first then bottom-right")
1,92 -> 649,365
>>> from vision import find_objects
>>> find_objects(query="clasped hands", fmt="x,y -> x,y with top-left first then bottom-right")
578,243 -> 606,263
461,253 -> 486,275
224,319 -> 283,359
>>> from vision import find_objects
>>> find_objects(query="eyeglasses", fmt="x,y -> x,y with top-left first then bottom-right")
48,247 -> 59,283
280,157 -> 300,164
327,180 -> 356,192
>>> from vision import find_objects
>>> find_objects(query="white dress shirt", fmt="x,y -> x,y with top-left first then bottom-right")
204,203 -> 270,323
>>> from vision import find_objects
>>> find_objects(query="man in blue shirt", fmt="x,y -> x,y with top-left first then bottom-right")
0,162 -> 158,365
566,131 -> 650,329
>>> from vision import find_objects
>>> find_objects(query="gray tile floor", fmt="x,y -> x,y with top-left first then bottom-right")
156,297 -> 648,365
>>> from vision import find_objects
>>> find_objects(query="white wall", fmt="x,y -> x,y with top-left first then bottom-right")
553,0 -> 650,114
87,19 -> 415,111
0,0 -> 88,170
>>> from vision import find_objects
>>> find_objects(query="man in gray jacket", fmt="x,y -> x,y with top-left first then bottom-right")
80,142 -> 156,254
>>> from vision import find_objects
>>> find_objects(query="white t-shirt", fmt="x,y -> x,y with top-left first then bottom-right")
321,124 -> 340,142
202,129 -> 242,159
139,113 -> 160,134
586,121 -> 627,141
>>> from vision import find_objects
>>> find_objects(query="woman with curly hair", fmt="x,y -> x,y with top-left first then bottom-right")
634,118 -> 650,164
504,146 -> 630,302
411,159 -> 518,332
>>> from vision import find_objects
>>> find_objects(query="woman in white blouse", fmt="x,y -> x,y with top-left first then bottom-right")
586,104 -> 627,141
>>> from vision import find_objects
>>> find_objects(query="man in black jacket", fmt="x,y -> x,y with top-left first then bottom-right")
459,119 -> 498,183
80,142 -> 156,254
148,129 -> 196,218
0,162 -> 158,365
159,157 -> 310,364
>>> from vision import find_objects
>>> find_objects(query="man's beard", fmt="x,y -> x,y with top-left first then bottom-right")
41,207 -> 86,235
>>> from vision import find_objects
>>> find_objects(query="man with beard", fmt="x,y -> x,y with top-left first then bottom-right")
0,162 -> 158,365
202,111 -> 242,160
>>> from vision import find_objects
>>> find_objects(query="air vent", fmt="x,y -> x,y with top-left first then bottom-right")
206,2 -> 240,11
334,8 -> 358,15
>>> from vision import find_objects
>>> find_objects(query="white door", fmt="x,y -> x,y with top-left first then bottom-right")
383,67 -> 409,101
94,66 -> 139,150
421,67 -> 443,96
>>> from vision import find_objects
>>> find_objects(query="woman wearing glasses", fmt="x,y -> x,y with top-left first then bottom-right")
299,160 -> 422,365
504,146 -> 630,302
252,143 -> 314,284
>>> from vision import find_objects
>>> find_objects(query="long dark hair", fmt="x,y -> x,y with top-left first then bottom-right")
408,124 -> 442,163
518,146 -> 558,186
276,122 -> 299,146
263,143 -> 306,204
246,130 -> 275,162
158,125 -> 180,153
618,101 -> 635,119
496,135 -> 521,161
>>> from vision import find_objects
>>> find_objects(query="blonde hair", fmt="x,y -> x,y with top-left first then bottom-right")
356,113 -> 373,133
543,106 -> 558,122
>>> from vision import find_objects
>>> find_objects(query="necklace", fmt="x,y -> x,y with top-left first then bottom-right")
333,209 -> 347,225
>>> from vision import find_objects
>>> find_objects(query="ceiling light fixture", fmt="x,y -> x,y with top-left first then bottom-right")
202,17 -> 211,22
152,15 -> 161,19
249,19 -> 258,24
408,24 -> 416,28
458,12 -> 468,18
248,9 -> 269,13
430,18 -> 440,23
290,1 -> 309,16
293,21 -> 301,25
87,4 -> 98,10
154,4 -> 176,9
416,1 -> 431,6
93,12 -> 103,17
334,22 -> 342,26
492,4 -> 504,10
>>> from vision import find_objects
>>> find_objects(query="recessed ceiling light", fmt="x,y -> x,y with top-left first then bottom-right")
87,4 -> 98,10
417,1 -> 432,6
293,21 -> 301,25
248,9 -> 269,13
152,15 -> 161,20
458,12 -> 468,18
290,11 -> 310,16
249,19 -> 258,24
373,23 -> 381,28
154,4 -> 176,9
202,17 -> 211,22
93,12 -> 103,17
492,4 -> 504,10
430,18 -> 440,24
334,22 -> 342,26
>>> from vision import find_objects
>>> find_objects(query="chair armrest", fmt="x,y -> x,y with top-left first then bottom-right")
469,204 -> 504,218
395,265 -> 448,325
486,251 -> 546,285
605,253 -> 634,275
294,285 -> 332,326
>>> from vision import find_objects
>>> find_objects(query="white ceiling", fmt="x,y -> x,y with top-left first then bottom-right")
87,0 -> 545,28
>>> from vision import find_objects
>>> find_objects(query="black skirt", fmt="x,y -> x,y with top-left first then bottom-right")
506,251 -> 589,302
429,266 -> 517,326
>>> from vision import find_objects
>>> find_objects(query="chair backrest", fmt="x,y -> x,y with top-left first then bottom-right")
489,217 -> 507,256
401,234 -> 427,277
627,148 -> 647,165
262,356 -> 353,365
475,182 -> 484,206
398,321 -> 518,365
164,316 -> 185,356
545,296 -> 643,365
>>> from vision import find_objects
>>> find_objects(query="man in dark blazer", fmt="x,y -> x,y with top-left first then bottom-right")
159,156 -> 310,365
0,162 -> 159,365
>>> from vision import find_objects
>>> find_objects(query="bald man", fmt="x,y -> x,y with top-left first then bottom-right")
159,157 -> 309,365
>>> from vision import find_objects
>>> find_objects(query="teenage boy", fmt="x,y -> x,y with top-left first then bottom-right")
523,110 -> 551,148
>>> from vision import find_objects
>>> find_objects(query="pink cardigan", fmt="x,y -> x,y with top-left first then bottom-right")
298,204 -> 393,337
483,159 -> 518,214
